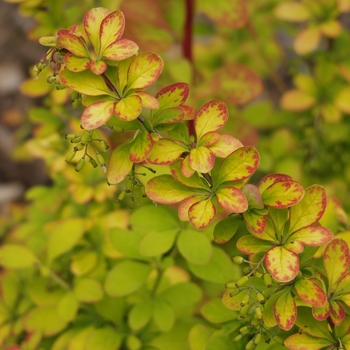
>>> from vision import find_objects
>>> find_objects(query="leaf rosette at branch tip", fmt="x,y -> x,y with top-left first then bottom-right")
146,145 -> 260,230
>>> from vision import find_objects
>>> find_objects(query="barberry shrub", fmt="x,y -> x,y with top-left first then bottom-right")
1,2 -> 350,350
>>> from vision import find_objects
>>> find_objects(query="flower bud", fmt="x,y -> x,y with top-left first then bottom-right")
55,83 -> 66,90
232,256 -> 244,264
253,333 -> 262,346
229,289 -> 240,297
65,151 -> 76,163
80,132 -> 90,145
70,136 -> 82,143
143,119 -> 153,133
254,306 -> 262,320
116,191 -> 126,203
99,140 -> 109,152
245,340 -> 255,350
96,153 -> 106,167
235,276 -> 249,288
75,158 -> 85,172
263,274 -> 272,288
74,143 -> 84,151
233,334 -> 242,342
243,267 -> 252,274
89,158 -> 98,168
65,134 -> 76,140
256,293 -> 265,304
240,294 -> 250,307
239,304 -> 250,318
239,326 -> 249,334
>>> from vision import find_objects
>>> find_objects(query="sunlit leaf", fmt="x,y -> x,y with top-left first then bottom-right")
285,332 -> 333,350
188,198 -> 216,229
152,299 -> 174,332
160,282 -> 202,306
0,244 -> 38,269
139,229 -> 177,257
133,91 -> 159,109
274,2 -> 310,22
107,143 -> 133,184
64,53 -> 91,72
201,298 -> 238,323
265,246 -> 299,282
147,139 -> 185,165
216,146 -> 260,185
178,195 -> 208,221
294,279 -> 327,307
127,52 -> 164,90
294,27 -> 321,55
155,82 -> 190,110
89,60 -> 108,75
261,180 -> 304,208
290,226 -> 333,247
324,238 -> 350,292
243,210 -> 266,235
103,38 -> 139,61
236,235 -> 273,255
114,95 -> 142,121
128,299 -> 152,330
289,185 -> 327,233
216,186 -> 248,213
85,326 -> 123,350
334,272 -> 350,297
130,130 -> 153,163
81,101 -> 114,130
274,289 -> 296,330
153,108 -> 184,126
335,86 -> 350,114
57,33 -> 88,57
189,147 -> 215,173
209,134 -> 243,158
263,289 -> 285,327
258,173 -> 292,193
280,89 -> 315,111
194,100 -> 228,140
146,174 -> 204,204
74,278 -> 103,303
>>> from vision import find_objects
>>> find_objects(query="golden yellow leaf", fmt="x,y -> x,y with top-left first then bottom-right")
319,20 -> 342,38
274,1 -> 310,22
335,86 -> 350,114
320,104 -> 342,123
294,27 -> 321,55
280,89 -> 315,111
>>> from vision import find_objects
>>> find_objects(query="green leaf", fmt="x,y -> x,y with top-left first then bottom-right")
324,238 -> 350,292
236,235 -> 273,255
58,292 -> 79,322
265,246 -> 299,282
261,180 -> 304,208
294,279 -> 327,307
74,278 -> 103,302
70,250 -> 98,276
188,324 -> 214,350
274,289 -> 296,330
147,139 -> 185,165
201,298 -> 237,323
139,229 -> 178,257
213,215 -> 241,244
216,146 -> 260,185
188,197 -> 216,229
289,185 -> 327,233
152,299 -> 175,332
216,186 -> 248,213
109,228 -> 144,260
194,100 -> 228,140
128,299 -> 153,330
284,332 -> 333,350
84,7 -> 111,54
107,143 -> 133,184
188,247 -> 240,284
130,130 -> 153,163
105,260 -> 152,296
59,68 -> 112,96
99,10 -> 125,55
146,174 -> 204,204
0,244 -> 38,269
47,218 -> 86,263
85,326 -> 123,350
81,100 -> 114,130
24,305 -> 67,336
127,52 -> 164,90
177,229 -> 212,265
189,147 -> 215,173
57,33 -> 89,57
167,122 -> 190,144
114,95 -> 142,121
205,332 -> 238,350
155,82 -> 190,111
159,282 -> 202,306
334,272 -> 350,297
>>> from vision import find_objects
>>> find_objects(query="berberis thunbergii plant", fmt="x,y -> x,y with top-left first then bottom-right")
0,4 -> 349,350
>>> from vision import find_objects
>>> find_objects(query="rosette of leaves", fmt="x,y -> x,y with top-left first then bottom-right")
237,174 -> 333,283
280,61 -> 350,122
274,0 -> 350,55
146,144 -> 260,229
40,8 -> 139,75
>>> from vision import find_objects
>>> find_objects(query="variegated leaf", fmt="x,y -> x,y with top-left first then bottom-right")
236,236 -> 273,255
146,175 -> 204,204
99,10 -> 125,55
263,289 -> 285,327
265,246 -> 299,282
59,69 -> 113,96
261,180 -> 304,208
285,333 -> 334,350
114,95 -> 142,121
56,33 -> 89,57
147,139 -> 185,165
222,289 -> 245,311
334,272 -> 350,297
258,173 -> 292,193
169,161 -> 209,190
194,100 -> 228,140
294,279 -> 327,307
103,38 -> 139,61
324,238 -> 350,292
273,289 -> 297,330
189,147 -> 215,173
198,131 -> 220,147
180,156 -> 195,178
209,134 -> 243,158
127,52 -> 164,90
243,211 -> 266,234
81,101 -> 114,130
89,60 -> 108,75
330,300 -> 346,325
216,146 -> 260,185
188,198 -> 216,230
178,195 -> 209,221
64,53 -> 91,72
312,301 -> 330,321
216,187 -> 248,213
84,7 -> 111,54
155,82 -> 190,110
153,108 -> 184,126
107,143 -> 133,184
290,225 -> 333,247
130,131 -> 153,163
289,185 -> 327,233
133,92 -> 159,109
